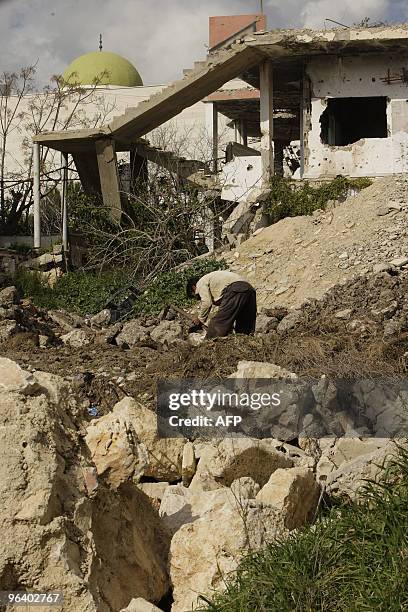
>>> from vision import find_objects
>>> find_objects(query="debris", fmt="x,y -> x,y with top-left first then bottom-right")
61,329 -> 92,348
87,405 -> 99,417
256,467 -> 320,530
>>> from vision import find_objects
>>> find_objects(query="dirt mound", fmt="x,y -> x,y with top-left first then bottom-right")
226,175 -> 408,310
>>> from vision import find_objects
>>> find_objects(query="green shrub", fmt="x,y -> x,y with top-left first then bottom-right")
197,445 -> 408,612
14,269 -> 130,315
132,258 -> 227,316
14,258 -> 226,317
265,176 -> 372,224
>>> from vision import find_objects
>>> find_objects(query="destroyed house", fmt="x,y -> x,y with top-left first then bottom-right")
32,22 -> 408,247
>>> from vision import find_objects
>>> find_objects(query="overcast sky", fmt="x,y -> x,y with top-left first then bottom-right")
0,0 -> 406,87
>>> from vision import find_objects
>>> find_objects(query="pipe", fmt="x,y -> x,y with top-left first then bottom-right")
61,152 -> 69,252
33,142 -> 41,249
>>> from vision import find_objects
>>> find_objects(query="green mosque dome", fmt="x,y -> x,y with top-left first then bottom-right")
63,51 -> 143,87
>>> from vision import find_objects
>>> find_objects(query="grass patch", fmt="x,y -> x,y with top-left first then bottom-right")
265,176 -> 372,224
14,269 -> 129,316
196,445 -> 408,612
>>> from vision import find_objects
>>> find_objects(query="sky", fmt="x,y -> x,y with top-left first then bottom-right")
0,0 -> 406,88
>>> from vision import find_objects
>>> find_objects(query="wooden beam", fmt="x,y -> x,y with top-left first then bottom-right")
95,138 -> 122,223
259,61 -> 274,186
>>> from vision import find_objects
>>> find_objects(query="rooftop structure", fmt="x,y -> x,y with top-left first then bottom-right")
63,51 -> 143,87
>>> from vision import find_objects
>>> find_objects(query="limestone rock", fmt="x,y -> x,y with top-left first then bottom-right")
255,314 -> 278,334
0,286 -> 19,306
85,412 -> 148,490
189,438 -> 293,491
61,329 -> 91,348
0,319 -> 19,342
188,332 -> 205,346
182,441 -> 196,485
48,309 -> 84,332
160,484 -> 234,535
138,482 -> 169,501
256,467 -> 320,530
112,397 -> 185,482
89,308 -> 112,328
115,320 -> 151,348
229,360 -> 297,380
38,334 -> 51,348
230,476 -> 260,499
0,357 -> 40,395
170,496 -> 284,612
390,256 -> 408,267
276,310 -> 302,333
150,320 -> 183,345
325,442 -> 400,498
120,599 -> 163,612
316,437 -> 396,498
0,367 -> 170,611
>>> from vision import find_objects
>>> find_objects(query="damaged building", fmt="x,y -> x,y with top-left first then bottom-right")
32,18 -> 408,249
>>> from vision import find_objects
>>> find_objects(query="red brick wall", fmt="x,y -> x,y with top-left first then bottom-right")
209,14 -> 267,50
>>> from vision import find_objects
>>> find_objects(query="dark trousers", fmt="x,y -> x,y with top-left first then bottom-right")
206,281 -> 257,339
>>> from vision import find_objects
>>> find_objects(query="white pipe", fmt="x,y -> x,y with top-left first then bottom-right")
33,142 -> 41,249
61,152 -> 69,251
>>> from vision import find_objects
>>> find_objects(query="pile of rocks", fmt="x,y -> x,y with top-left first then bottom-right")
0,355 -> 401,611
0,285 -> 194,351
254,267 -> 408,344
225,175 -> 408,311
0,357 -> 170,612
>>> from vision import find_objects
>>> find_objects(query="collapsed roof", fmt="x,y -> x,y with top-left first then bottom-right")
34,24 -> 408,154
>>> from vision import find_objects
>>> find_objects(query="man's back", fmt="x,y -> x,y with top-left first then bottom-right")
196,270 -> 246,306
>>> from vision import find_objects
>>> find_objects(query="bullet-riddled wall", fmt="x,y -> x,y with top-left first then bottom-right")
303,53 -> 408,178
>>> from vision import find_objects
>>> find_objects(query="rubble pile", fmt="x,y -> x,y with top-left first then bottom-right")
1,174 -> 408,609
258,267 -> 408,343
226,175 -> 408,310
0,358 -> 170,612
0,355 -> 401,612
0,285 -> 193,352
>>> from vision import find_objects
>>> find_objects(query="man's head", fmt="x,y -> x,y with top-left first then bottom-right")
186,276 -> 200,299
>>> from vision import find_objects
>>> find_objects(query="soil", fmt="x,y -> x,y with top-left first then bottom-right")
2,269 -> 408,417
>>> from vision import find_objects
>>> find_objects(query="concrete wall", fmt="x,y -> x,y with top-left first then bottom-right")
221,146 -> 262,202
0,235 -> 60,248
2,84 -> 212,177
304,53 -> 408,178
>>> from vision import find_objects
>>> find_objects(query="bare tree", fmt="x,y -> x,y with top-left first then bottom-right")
0,65 -> 116,235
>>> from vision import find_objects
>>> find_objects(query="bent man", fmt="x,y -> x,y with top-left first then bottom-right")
186,270 -> 257,339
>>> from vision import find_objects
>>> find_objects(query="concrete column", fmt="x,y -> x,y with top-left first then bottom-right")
240,118 -> 248,147
259,61 -> 274,186
33,142 -> 41,249
235,118 -> 248,146
212,103 -> 219,173
96,138 -> 122,223
61,152 -> 69,251
300,71 -> 311,179
274,140 -> 286,177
